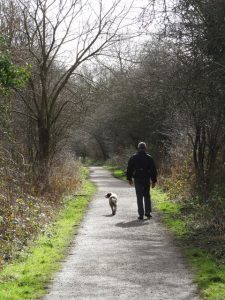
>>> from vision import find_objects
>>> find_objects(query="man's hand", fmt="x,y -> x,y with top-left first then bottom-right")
128,180 -> 133,186
152,182 -> 156,188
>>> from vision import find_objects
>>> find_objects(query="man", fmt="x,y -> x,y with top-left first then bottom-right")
126,142 -> 157,220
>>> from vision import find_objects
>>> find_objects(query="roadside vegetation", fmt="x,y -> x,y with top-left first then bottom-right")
152,188 -> 225,300
105,166 -> 126,181
0,178 -> 96,300
0,157 -> 85,269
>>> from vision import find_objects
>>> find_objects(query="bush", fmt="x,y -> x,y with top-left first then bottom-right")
0,152 -> 83,270
163,154 -> 195,201
49,155 -> 83,195
196,185 -> 225,234
106,146 -> 136,171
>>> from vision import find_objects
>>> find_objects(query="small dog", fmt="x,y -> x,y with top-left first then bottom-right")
105,192 -> 118,216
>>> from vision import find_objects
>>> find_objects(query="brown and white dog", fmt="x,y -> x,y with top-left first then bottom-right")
105,192 -> 118,216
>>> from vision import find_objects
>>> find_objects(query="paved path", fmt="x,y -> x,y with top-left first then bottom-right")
44,167 -> 199,300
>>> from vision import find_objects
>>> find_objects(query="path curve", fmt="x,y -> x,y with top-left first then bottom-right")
44,167 -> 199,300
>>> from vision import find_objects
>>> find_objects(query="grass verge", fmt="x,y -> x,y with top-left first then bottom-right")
105,166 -> 126,180
0,180 -> 96,300
151,188 -> 225,300
109,167 -> 225,300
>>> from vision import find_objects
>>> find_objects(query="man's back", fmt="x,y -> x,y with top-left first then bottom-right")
126,142 -> 157,219
126,151 -> 157,182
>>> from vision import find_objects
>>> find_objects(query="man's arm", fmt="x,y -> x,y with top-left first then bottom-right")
150,158 -> 157,187
126,157 -> 134,185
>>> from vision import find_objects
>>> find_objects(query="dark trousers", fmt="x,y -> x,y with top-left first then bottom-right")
134,178 -> 151,216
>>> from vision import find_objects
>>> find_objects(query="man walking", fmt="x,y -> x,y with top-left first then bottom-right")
126,142 -> 157,220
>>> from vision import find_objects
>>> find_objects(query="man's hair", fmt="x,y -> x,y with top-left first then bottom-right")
138,142 -> 146,150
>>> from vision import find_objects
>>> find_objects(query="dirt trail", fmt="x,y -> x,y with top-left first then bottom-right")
44,167 -> 199,300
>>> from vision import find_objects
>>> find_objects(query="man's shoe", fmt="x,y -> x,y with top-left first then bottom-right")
138,216 -> 144,220
145,213 -> 152,219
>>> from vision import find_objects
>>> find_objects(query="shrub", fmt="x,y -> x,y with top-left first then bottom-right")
49,155 -> 83,196
0,152 -> 83,270
164,154 -> 195,201
106,146 -> 136,171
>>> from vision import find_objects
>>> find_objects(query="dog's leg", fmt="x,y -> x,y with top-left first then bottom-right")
112,204 -> 117,215
109,201 -> 114,215
112,205 -> 115,215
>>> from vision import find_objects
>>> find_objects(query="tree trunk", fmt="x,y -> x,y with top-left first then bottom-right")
37,119 -> 50,186
193,123 -> 220,200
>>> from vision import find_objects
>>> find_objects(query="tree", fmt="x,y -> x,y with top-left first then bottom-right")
73,41 -> 176,165
11,0 -> 132,181
0,35 -> 29,141
169,0 -> 225,197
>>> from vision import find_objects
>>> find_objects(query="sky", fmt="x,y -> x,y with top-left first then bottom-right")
32,0 -> 170,69
44,0 -> 152,66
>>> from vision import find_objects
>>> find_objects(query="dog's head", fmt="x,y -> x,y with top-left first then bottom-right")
105,193 -> 112,198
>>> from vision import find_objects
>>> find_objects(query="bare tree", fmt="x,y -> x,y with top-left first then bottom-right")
164,0 -> 225,197
12,0 -> 132,181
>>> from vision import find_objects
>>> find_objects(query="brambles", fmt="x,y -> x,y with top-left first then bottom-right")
164,154 -> 194,201
0,156 -> 83,270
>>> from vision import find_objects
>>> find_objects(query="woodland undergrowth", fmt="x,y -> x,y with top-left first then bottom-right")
0,152 -> 83,270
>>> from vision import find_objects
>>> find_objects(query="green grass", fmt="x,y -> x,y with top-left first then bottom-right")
185,248 -> 225,300
151,188 -> 188,237
0,181 -> 96,300
113,169 -> 126,180
105,166 -> 126,180
151,188 -> 225,300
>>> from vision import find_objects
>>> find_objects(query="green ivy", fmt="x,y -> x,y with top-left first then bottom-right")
0,37 -> 30,94
0,55 -> 30,94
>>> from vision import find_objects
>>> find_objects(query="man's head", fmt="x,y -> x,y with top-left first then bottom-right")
138,142 -> 146,151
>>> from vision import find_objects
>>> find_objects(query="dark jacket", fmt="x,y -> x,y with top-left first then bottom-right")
126,151 -> 157,183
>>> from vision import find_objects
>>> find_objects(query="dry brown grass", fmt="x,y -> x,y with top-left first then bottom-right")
49,157 -> 83,196
0,152 -> 83,270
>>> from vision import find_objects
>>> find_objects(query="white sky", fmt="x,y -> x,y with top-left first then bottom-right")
46,0 -> 152,66
37,0 -> 169,68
